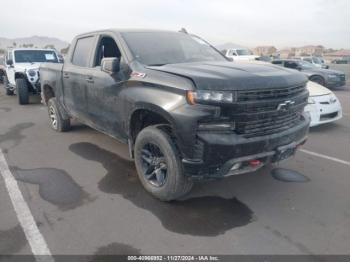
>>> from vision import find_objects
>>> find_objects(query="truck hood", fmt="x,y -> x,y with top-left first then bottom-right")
307,81 -> 332,96
148,61 -> 307,91
14,63 -> 41,72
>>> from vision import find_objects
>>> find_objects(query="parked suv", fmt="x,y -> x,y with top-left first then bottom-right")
224,48 -> 258,61
272,59 -> 346,88
332,56 -> 350,64
300,56 -> 329,69
40,29 -> 310,201
3,48 -> 60,104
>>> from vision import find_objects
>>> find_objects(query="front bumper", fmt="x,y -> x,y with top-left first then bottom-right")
326,79 -> 346,88
182,113 -> 310,179
304,95 -> 342,127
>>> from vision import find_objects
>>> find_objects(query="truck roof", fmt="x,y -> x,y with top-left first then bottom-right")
75,28 -> 182,38
8,48 -> 56,52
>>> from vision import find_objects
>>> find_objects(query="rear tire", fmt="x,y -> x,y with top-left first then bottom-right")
310,76 -> 325,86
3,76 -> 14,96
134,126 -> 193,201
16,78 -> 29,104
47,97 -> 71,132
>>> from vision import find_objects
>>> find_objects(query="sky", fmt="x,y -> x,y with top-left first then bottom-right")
0,0 -> 349,49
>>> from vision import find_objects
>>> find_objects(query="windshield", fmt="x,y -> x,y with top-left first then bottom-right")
312,57 -> 322,64
236,49 -> 252,56
14,50 -> 58,63
299,60 -> 316,69
121,32 -> 226,66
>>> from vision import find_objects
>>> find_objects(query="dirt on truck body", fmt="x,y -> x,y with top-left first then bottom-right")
40,29 -> 310,201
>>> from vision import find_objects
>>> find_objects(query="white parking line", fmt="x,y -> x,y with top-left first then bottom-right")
300,149 -> 350,166
0,149 -> 54,261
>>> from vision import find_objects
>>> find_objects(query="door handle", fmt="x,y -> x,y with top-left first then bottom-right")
63,72 -> 69,79
86,76 -> 94,83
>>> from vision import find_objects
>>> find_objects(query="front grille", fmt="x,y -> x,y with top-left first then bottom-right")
237,85 -> 305,102
320,112 -> 338,121
223,84 -> 308,138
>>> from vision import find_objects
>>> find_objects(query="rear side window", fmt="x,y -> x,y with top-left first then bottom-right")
285,61 -> 298,69
72,36 -> 95,67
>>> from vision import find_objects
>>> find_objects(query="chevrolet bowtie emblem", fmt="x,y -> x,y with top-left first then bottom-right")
277,100 -> 295,111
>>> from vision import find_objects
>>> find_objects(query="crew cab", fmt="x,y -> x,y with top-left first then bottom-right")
4,48 -> 60,104
40,29 -> 310,201
272,59 -> 346,89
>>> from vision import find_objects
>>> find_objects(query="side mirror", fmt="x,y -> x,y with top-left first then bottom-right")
226,57 -> 234,62
6,59 -> 13,66
101,57 -> 120,74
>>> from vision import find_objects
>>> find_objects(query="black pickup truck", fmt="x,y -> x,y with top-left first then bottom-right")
40,29 -> 310,201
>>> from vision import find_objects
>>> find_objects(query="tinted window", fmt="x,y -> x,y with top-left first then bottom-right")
94,36 -> 121,67
14,50 -> 58,63
72,36 -> 95,67
236,49 -> 252,56
272,61 -> 282,65
284,61 -> 299,69
122,32 -> 225,66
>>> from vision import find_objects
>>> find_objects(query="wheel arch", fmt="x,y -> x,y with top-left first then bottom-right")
42,84 -> 55,105
128,104 -> 179,157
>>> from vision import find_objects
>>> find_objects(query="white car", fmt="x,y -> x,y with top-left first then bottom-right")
305,81 -> 342,127
3,48 -> 60,104
225,48 -> 258,61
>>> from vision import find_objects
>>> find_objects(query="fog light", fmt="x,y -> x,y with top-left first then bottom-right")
198,122 -> 235,131
231,162 -> 242,170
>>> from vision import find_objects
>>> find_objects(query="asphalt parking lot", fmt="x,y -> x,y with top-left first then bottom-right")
0,65 -> 350,258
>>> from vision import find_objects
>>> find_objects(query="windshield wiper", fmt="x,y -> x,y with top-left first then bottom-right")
148,63 -> 167,66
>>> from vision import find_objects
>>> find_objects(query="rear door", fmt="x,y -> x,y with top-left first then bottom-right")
62,35 -> 97,121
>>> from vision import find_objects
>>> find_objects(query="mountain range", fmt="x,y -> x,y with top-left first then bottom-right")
0,36 -> 69,52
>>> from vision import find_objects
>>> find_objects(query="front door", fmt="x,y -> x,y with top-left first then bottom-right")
86,35 -> 127,141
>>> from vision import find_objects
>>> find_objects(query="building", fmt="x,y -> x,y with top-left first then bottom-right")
253,46 -> 277,56
278,48 -> 295,59
294,45 -> 325,57
323,49 -> 350,62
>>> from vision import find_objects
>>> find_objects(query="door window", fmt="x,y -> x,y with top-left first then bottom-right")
72,36 -> 95,67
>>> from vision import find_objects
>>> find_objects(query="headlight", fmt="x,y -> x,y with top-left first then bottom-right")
327,74 -> 338,79
329,94 -> 337,104
308,97 -> 316,104
27,69 -> 36,77
187,90 -> 235,105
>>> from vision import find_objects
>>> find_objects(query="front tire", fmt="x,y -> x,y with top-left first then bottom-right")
47,97 -> 71,132
16,78 -> 29,104
310,76 -> 325,86
134,126 -> 193,201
